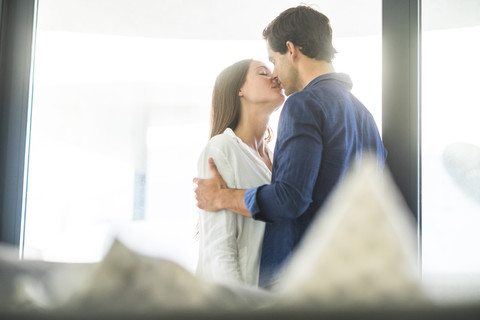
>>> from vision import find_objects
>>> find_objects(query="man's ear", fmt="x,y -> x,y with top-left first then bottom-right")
285,41 -> 298,61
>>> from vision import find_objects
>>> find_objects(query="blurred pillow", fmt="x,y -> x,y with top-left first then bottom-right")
276,154 -> 428,307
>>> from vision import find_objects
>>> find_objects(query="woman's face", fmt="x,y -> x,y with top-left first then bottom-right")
239,60 -> 285,112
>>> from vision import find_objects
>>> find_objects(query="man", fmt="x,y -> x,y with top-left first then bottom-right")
194,5 -> 387,289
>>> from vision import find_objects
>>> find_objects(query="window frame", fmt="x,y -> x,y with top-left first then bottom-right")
0,0 -> 37,251
382,0 -> 422,262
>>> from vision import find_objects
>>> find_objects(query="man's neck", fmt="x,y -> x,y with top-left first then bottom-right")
298,60 -> 335,90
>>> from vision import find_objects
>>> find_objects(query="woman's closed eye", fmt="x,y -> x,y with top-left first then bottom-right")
256,66 -> 272,77
259,71 -> 272,78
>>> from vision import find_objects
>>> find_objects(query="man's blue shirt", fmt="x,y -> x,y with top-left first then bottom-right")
244,73 -> 387,288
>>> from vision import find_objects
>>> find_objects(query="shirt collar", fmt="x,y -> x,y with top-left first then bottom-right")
223,128 -> 273,169
223,127 -> 236,138
304,72 -> 353,91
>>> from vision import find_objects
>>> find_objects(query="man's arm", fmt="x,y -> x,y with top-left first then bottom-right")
194,157 -> 251,218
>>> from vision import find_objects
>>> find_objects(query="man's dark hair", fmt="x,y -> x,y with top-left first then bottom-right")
263,5 -> 337,62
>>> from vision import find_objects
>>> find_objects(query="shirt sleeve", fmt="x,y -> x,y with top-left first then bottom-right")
246,94 -> 324,223
197,143 -> 244,284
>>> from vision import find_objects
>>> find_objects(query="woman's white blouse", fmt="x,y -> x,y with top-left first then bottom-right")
196,128 -> 272,287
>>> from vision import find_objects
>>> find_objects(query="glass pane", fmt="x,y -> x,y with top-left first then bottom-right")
421,0 -> 480,301
24,0 -> 381,272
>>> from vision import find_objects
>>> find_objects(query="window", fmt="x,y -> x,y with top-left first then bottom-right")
23,0 -> 381,272
421,0 -> 480,299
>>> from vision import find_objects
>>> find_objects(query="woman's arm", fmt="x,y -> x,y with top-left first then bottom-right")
194,157 -> 251,217
196,145 -> 244,284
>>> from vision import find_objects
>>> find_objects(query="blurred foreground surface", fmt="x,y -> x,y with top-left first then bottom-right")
2,158 -> 480,318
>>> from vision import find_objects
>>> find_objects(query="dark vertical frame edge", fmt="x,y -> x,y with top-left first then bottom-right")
0,0 -> 37,255
382,0 -> 422,271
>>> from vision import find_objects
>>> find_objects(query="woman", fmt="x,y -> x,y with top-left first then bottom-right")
196,59 -> 285,287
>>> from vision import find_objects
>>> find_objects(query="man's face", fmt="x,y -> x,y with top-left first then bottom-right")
267,42 -> 299,96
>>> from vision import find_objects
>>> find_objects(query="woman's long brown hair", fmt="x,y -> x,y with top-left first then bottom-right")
209,59 -> 252,139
